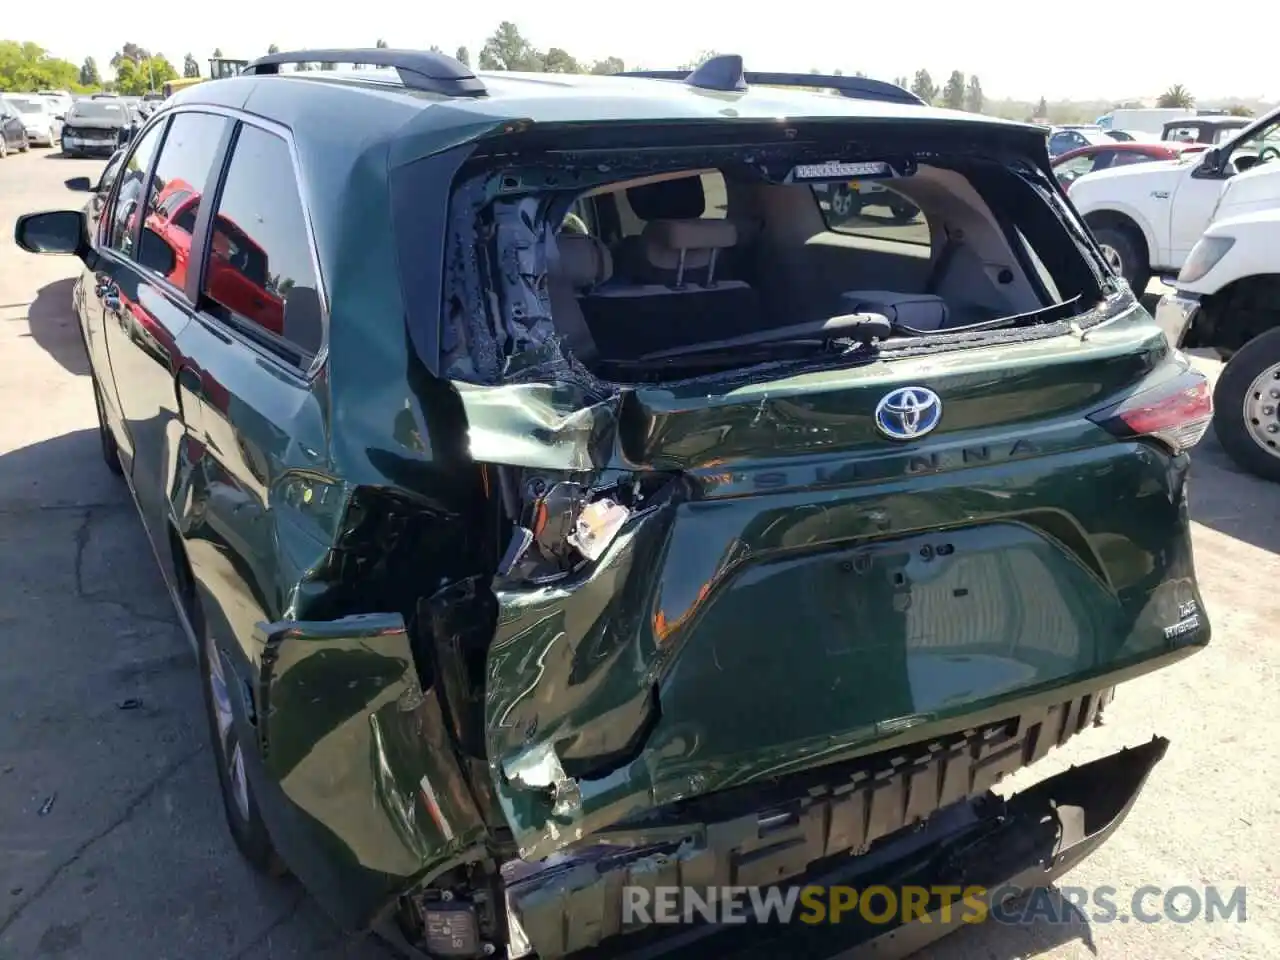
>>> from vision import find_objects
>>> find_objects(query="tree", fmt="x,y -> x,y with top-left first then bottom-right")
428,45 -> 444,55
110,43 -> 150,70
114,55 -> 179,95
479,21 -> 543,71
455,46 -> 470,67
910,69 -> 936,105
1036,96 -> 1048,117
0,41 -> 85,92
80,56 -> 101,87
212,47 -> 223,57
267,44 -> 280,55
183,53 -> 200,78
1157,84 -> 1194,108
1227,104 -> 1253,117
589,57 -> 626,75
942,70 -> 965,109
965,75 -> 984,113
680,50 -> 719,71
543,47 -> 580,73
320,60 -> 337,71
376,38 -> 389,49
893,76 -> 909,90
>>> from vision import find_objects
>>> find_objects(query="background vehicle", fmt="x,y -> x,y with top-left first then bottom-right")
60,97 -> 132,156
63,148 -> 127,228
1162,115 -> 1252,145
1104,129 -> 1161,143
0,100 -> 30,157
1048,125 -> 1113,157
37,88 -> 72,118
1096,107 -> 1195,133
16,48 -> 1213,960
1053,140 -> 1206,189
1069,105 -> 1280,293
2,93 -> 62,147
814,177 -> 920,222
162,57 -> 249,97
1157,200 -> 1280,481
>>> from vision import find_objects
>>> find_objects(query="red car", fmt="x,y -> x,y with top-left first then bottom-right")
1052,141 -> 1208,189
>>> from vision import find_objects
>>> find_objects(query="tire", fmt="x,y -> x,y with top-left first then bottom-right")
1211,325 -> 1280,483
889,201 -> 918,224
18,133 -> 30,153
1091,224 -> 1151,298
195,594 -> 287,876
0,137 -> 7,160
91,377 -> 124,476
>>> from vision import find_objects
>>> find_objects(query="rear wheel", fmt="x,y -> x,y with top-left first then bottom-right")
1091,223 -> 1151,298
91,377 -> 123,476
1213,325 -> 1280,483
196,594 -> 287,876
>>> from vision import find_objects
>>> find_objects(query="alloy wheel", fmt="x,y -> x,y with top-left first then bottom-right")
1098,243 -> 1124,275
1242,361 -> 1280,461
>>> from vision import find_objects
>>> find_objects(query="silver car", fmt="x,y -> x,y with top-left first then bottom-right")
2,94 -> 60,147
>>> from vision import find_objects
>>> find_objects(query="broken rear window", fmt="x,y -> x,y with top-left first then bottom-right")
440,127 -> 1109,385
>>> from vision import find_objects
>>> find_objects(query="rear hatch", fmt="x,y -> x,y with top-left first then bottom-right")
426,116 -> 1213,863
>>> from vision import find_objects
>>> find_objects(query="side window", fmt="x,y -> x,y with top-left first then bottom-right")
815,180 -> 930,246
104,121 -> 164,255
1109,151 -> 1151,168
137,112 -> 230,284
202,124 -> 323,361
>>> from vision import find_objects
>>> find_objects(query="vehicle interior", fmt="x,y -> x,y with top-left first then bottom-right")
530,164 -> 1078,377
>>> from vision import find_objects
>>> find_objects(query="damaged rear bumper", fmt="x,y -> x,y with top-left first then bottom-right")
503,736 -> 1169,959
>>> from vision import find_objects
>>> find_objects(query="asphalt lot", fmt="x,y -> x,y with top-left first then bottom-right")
1,149 -> 1278,960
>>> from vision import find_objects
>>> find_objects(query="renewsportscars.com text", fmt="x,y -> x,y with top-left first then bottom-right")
623,884 -> 1247,927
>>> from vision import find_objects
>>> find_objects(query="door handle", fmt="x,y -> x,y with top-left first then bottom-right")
97,279 -> 121,313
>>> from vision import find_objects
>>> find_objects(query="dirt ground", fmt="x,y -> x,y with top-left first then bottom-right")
1,147 -> 1277,960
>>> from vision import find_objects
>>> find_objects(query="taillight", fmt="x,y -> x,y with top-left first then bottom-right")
1090,369 -> 1213,454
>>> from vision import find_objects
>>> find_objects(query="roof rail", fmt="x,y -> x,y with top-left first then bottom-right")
242,48 -> 487,98
619,54 -> 924,107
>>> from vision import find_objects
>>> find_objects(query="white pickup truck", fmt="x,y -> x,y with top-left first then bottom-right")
1068,106 -> 1280,294
1155,179 -> 1280,482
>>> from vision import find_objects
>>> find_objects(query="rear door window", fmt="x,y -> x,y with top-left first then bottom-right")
814,180 -> 929,245
201,124 -> 323,363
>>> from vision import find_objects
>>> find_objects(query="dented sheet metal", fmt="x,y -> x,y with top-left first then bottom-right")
252,613 -> 489,927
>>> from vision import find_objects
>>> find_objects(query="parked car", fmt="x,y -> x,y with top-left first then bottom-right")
1104,129 -> 1161,143
1156,184 -> 1280,481
2,93 -> 62,147
1096,107 -> 1196,134
1047,126 -> 1113,157
37,88 -> 73,118
0,99 -> 30,157
60,97 -> 133,156
16,48 -> 1213,960
1070,104 -> 1280,293
814,177 -> 919,223
63,148 -> 128,229
1162,116 -> 1252,145
1052,140 -> 1207,189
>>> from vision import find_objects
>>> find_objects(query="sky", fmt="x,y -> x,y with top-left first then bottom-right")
9,1 -> 1274,103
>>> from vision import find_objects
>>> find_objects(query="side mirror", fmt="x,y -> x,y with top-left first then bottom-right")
1191,149 -> 1221,178
55,114 -> 65,121
14,210 -> 86,256
65,176 -> 93,192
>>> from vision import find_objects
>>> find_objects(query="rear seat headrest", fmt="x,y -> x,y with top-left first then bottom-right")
554,233 -> 613,289
626,176 -> 706,220
644,219 -> 738,252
